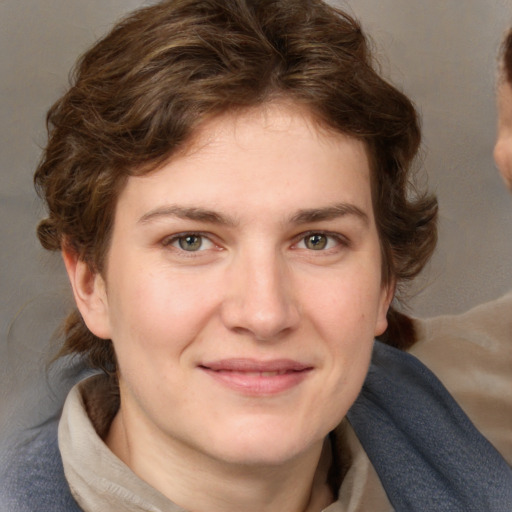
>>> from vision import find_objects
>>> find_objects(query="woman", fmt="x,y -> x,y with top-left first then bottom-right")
2,1 -> 511,511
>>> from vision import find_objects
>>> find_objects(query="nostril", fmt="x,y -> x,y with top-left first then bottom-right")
220,298 -> 300,341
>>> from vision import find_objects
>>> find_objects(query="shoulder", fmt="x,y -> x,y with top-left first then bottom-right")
414,291 -> 512,347
0,416 -> 81,512
410,291 -> 512,464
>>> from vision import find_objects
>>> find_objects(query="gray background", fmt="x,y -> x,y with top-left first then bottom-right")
1,0 -> 512,433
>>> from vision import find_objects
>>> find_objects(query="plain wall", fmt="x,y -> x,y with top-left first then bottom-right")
1,0 -> 512,434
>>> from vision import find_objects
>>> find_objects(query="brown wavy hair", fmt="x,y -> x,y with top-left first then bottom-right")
35,0 -> 437,372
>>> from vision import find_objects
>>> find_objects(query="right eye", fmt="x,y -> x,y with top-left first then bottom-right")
164,233 -> 215,252
303,233 -> 329,250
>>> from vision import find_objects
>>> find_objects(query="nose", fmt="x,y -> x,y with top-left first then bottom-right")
220,249 -> 301,341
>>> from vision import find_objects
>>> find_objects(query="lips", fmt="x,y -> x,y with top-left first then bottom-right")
198,359 -> 313,395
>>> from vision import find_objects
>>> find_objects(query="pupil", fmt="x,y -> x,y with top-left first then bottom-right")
179,235 -> 202,251
306,234 -> 327,250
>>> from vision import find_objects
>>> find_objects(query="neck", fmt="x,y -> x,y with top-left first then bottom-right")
106,409 -> 334,512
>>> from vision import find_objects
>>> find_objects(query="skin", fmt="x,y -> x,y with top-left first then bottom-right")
495,78 -> 512,190
64,102 -> 392,512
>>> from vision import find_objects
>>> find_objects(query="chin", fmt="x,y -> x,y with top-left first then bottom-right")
203,418 -> 326,467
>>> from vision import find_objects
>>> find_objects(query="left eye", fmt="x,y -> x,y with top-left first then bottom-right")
168,234 -> 215,252
297,233 -> 340,251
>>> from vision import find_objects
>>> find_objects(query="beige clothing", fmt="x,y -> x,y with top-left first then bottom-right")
410,291 -> 512,464
59,377 -> 389,512
59,292 -> 512,512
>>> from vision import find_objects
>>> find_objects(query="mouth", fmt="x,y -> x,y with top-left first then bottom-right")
198,359 -> 313,395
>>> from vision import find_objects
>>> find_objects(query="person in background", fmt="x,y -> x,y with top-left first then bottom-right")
404,23 -> 512,503
495,28 -> 512,191
1,2 -> 511,511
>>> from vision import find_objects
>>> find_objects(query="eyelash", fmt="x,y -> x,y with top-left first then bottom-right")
161,230 -> 350,254
161,232 -> 218,253
292,231 -> 350,252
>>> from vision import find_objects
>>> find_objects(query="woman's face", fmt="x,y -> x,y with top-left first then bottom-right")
495,78 -> 512,190
77,103 -> 391,468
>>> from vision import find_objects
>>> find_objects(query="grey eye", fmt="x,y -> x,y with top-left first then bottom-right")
304,234 -> 328,250
166,233 -> 215,252
178,235 -> 203,251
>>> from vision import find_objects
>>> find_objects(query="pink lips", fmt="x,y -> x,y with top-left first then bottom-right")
199,359 -> 313,395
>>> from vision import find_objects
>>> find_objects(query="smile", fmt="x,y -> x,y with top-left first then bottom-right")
198,359 -> 313,395
240,370 -> 289,377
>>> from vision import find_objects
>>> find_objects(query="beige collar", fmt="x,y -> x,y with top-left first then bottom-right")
59,377 -> 186,512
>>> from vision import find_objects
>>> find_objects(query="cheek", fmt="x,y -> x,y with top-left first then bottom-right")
107,267 -> 215,354
305,269 -> 385,345
494,137 -> 512,189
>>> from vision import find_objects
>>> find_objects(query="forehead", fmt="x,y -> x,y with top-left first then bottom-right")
118,102 -> 374,223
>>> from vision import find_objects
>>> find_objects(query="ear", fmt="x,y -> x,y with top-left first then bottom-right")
374,279 -> 395,337
62,248 -> 112,339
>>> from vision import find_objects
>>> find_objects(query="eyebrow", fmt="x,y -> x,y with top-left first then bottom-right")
138,206 -> 239,227
138,202 -> 369,227
289,203 -> 369,226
